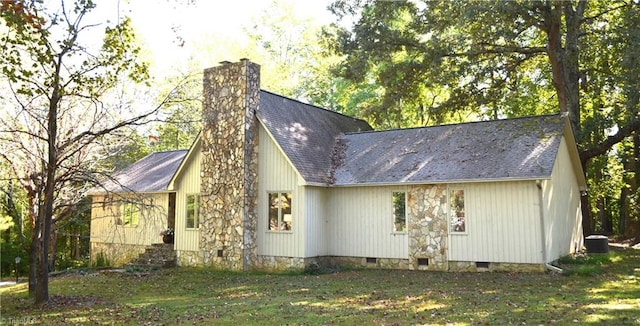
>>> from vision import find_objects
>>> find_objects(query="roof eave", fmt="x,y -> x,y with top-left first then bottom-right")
326,176 -> 552,188
561,116 -> 588,191
87,189 -> 176,196
167,133 -> 201,191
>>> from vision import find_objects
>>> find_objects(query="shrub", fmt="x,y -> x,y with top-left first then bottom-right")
93,251 -> 111,268
554,252 -> 611,276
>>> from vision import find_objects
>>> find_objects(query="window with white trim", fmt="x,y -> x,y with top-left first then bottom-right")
392,191 -> 407,232
268,192 -> 292,231
186,194 -> 200,229
121,202 -> 139,227
449,189 -> 466,233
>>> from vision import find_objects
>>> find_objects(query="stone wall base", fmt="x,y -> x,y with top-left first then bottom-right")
408,256 -> 448,271
316,256 -> 411,270
171,250 -> 548,273
176,250 -> 205,267
448,261 -> 546,273
90,242 -> 147,267
254,255 -> 308,272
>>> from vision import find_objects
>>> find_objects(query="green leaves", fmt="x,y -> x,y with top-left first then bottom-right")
326,0 -> 640,234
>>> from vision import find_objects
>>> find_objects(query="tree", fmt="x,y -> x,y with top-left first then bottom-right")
141,0 -> 331,151
0,0 -> 188,303
326,0 -> 640,237
245,0 -> 327,99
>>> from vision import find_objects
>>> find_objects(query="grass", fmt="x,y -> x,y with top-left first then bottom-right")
554,252 -> 613,276
1,248 -> 639,325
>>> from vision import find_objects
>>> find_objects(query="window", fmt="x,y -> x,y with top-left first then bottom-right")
121,202 -> 139,227
449,189 -> 466,233
186,194 -> 200,229
392,191 -> 407,232
268,192 -> 292,231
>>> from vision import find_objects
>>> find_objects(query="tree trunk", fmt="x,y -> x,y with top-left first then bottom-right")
619,186 -> 627,235
542,1 -> 585,136
34,201 -> 49,303
49,223 -> 57,272
74,233 -> 80,260
34,58 -> 62,304
631,132 -> 640,241
594,169 -> 613,234
580,159 -> 593,236
542,1 -> 592,238
28,200 -> 38,297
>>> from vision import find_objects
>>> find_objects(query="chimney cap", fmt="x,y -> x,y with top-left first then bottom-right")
219,60 -> 231,65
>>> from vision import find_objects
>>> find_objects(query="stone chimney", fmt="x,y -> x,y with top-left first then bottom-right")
200,59 -> 259,271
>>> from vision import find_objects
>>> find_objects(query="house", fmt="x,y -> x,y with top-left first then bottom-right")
89,150 -> 187,266
90,59 -> 586,272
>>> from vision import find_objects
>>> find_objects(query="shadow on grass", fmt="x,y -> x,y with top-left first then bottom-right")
1,248 -> 638,325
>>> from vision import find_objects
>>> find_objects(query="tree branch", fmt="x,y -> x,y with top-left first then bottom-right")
580,116 -> 640,163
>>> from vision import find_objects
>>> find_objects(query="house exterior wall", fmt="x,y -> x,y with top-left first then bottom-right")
303,186 -> 329,257
199,59 -> 260,271
446,181 -> 543,265
256,125 -> 306,265
173,142 -> 203,266
326,186 -> 409,259
541,137 -> 584,263
90,193 -> 169,266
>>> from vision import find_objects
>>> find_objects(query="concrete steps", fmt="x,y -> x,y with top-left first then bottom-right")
125,243 -> 176,271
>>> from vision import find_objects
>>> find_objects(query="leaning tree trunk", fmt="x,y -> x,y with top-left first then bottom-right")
542,1 -> 592,237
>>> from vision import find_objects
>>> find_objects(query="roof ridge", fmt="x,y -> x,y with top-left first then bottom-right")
344,112 -> 564,135
259,89 -> 370,124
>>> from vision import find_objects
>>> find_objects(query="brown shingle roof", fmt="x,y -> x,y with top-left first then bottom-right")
96,150 -> 187,193
331,114 -> 568,185
257,91 -> 372,184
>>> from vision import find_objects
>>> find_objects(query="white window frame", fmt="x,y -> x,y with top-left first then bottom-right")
185,193 -> 200,229
448,187 -> 467,234
392,190 -> 407,233
267,191 -> 292,232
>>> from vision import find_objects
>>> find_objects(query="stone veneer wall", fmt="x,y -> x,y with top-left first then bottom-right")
255,255 -> 411,272
91,242 -> 146,267
407,184 -> 449,271
448,261 -> 546,273
317,256 -> 410,270
176,250 -> 205,267
199,59 -> 260,271
255,255 -> 307,272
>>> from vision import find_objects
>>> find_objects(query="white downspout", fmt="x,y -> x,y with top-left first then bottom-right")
537,180 -> 562,273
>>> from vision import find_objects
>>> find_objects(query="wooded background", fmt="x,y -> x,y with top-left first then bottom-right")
1,0 -> 638,304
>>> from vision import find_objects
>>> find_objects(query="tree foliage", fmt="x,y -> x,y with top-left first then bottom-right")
0,0 -> 188,303
325,0 -> 640,238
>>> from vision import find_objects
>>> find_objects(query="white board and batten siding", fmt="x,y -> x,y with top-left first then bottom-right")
327,186 -> 409,259
303,186 -> 329,257
257,125 -> 306,258
447,181 -> 544,264
173,141 -> 202,252
90,193 -> 169,246
541,137 -> 584,263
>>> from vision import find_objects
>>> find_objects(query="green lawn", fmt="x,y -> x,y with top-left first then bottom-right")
2,248 -> 639,325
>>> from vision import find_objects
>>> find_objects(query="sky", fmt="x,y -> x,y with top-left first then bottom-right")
100,0 -> 336,77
